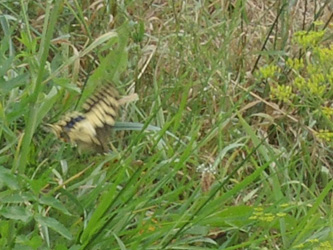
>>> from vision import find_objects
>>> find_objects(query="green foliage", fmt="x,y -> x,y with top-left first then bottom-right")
0,1 -> 332,249
261,28 -> 333,142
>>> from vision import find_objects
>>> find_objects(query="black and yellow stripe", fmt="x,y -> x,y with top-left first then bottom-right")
49,84 -> 120,153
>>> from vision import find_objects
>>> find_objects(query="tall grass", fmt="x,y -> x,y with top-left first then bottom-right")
0,1 -> 332,249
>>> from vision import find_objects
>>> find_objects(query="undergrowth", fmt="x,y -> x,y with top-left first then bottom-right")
0,1 -> 332,249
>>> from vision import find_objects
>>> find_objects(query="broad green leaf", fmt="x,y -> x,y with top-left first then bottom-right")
0,166 -> 19,190
39,196 -> 72,216
0,206 -> 32,222
35,214 -> 72,240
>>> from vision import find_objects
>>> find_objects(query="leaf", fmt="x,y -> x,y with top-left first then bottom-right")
200,205 -> 253,227
114,233 -> 128,250
0,206 -> 33,223
39,196 -> 72,216
76,33 -> 121,107
36,86 -> 62,126
0,192 -> 35,203
35,214 -> 72,240
113,122 -> 186,145
0,166 -> 19,190
0,73 -> 29,93
78,25 -> 128,107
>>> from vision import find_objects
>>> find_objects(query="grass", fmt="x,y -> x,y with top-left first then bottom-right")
0,0 -> 332,249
